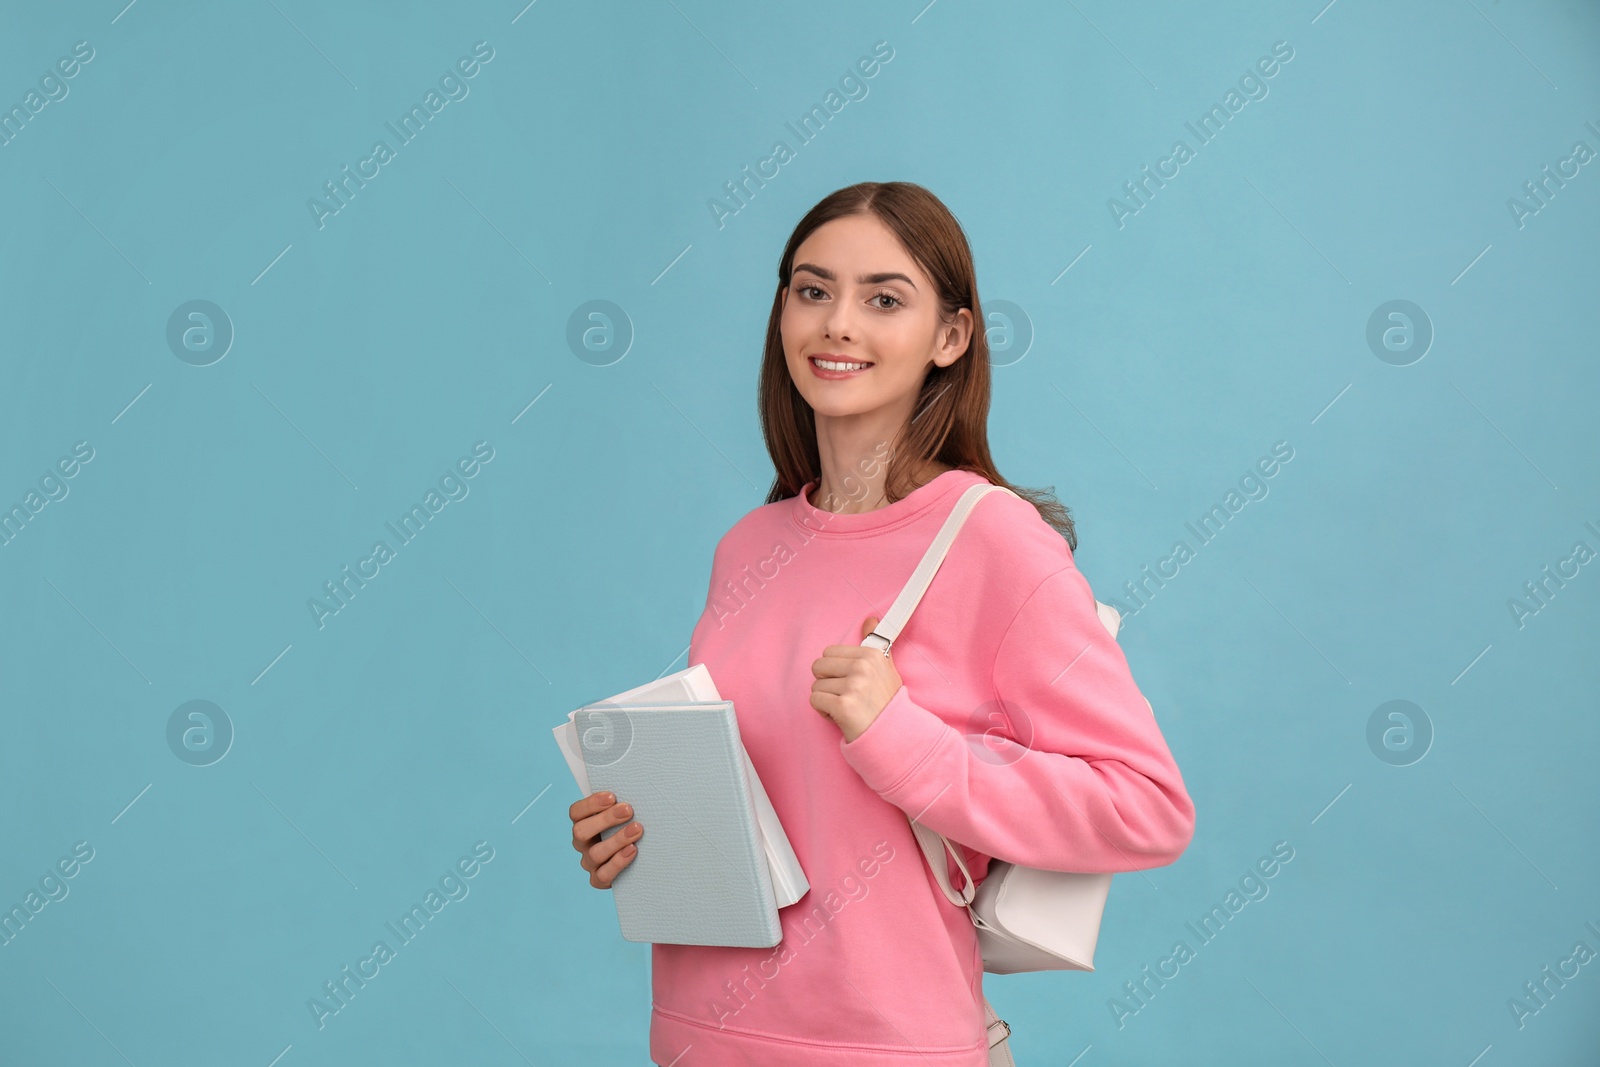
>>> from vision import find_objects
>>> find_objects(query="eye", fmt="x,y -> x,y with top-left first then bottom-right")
797,284 -> 826,300
870,289 -> 903,310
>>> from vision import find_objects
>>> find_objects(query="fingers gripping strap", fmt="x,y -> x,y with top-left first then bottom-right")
861,483 -> 1014,654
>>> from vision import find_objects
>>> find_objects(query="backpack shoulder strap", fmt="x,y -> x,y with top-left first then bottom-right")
860,482 -> 1014,656
857,479 -> 1006,907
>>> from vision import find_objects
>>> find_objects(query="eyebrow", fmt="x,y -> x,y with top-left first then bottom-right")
792,262 -> 918,291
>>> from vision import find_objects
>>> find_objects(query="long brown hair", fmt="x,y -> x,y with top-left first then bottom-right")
758,181 -> 1078,551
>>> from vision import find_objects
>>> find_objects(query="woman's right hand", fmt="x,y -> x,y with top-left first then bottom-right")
570,790 -> 644,889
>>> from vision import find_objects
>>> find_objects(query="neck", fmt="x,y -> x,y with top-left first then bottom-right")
809,459 -> 953,514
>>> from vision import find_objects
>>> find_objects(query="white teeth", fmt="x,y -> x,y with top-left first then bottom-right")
814,357 -> 870,371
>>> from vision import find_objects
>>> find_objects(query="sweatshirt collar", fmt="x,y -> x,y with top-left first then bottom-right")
789,468 -> 985,538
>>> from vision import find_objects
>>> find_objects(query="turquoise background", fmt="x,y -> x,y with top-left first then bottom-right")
2,0 -> 1597,1063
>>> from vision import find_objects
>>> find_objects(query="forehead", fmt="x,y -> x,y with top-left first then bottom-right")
792,214 -> 922,282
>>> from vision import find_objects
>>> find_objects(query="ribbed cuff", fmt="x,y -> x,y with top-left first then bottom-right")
838,685 -> 952,799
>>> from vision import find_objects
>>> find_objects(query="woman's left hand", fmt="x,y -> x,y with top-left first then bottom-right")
811,615 -> 903,743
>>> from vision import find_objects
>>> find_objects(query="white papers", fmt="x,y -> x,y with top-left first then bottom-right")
553,663 -> 809,908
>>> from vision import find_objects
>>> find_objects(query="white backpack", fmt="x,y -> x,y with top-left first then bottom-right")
861,483 -> 1140,1064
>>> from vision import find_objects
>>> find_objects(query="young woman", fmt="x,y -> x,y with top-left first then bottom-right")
569,182 -> 1195,1066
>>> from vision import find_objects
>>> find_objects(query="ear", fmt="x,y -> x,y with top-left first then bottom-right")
933,307 -> 974,368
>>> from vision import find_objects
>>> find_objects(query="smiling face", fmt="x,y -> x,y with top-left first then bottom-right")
779,212 -> 972,423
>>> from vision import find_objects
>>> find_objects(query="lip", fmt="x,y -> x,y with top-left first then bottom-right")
808,354 -> 874,380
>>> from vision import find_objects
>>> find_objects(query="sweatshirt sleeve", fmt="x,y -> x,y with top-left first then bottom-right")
838,561 -> 1195,874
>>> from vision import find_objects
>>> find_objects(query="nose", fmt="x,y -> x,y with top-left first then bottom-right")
822,302 -> 855,343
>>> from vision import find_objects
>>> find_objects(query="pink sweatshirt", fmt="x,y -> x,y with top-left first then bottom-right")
649,469 -> 1195,1066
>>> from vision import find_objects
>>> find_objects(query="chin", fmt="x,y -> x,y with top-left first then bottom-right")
802,395 -> 871,417
796,385 -> 876,415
